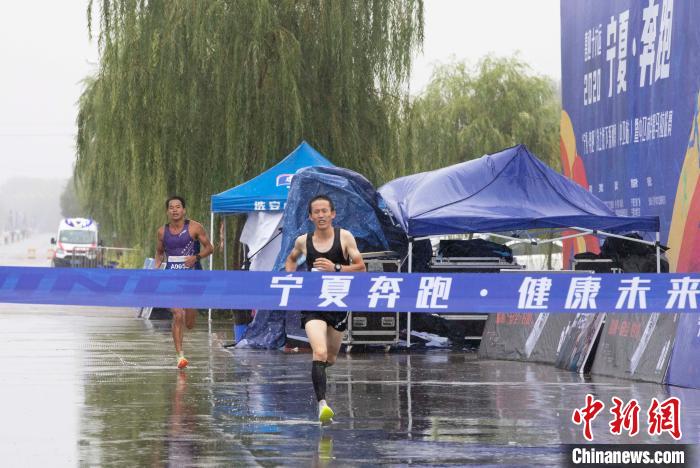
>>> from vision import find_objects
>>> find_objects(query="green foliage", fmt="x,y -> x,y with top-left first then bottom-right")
76,4 -> 560,264
76,0 -> 424,259
397,55 -> 561,178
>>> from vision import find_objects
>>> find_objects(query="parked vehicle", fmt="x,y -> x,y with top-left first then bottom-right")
50,218 -> 101,267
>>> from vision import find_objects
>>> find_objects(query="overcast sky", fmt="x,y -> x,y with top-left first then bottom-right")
410,0 -> 561,92
0,0 -> 560,186
0,1 -> 98,186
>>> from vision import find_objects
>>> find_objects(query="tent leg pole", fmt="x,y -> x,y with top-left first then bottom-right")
223,217 -> 228,271
209,212 -> 215,272
407,240 -> 412,348
656,231 -> 661,273
209,212 -> 214,323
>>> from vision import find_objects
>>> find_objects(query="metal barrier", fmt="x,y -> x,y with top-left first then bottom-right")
55,246 -> 140,269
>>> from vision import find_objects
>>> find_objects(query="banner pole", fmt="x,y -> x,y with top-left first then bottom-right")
656,231 -> 661,273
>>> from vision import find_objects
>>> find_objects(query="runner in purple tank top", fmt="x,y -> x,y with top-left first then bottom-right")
155,196 -> 213,369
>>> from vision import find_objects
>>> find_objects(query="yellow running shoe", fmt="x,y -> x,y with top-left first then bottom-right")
317,435 -> 333,460
177,357 -> 189,369
318,402 -> 334,424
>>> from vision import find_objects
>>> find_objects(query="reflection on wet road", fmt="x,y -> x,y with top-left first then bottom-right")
0,304 -> 699,466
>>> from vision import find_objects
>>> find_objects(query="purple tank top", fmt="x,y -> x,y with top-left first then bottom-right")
164,220 -> 196,257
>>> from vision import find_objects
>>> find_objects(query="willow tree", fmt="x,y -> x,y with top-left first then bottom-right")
397,55 -> 561,178
76,0 -> 423,257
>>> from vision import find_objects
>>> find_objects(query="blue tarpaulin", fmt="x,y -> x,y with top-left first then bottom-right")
272,166 -> 406,260
210,141 -> 334,213
239,166 -> 407,349
378,145 -> 660,236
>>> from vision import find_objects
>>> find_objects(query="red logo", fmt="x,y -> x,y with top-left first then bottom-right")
609,397 -> 640,436
572,394 -> 605,441
573,395 -> 682,441
647,397 -> 682,440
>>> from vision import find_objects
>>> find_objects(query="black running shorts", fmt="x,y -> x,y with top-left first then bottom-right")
300,311 -> 349,332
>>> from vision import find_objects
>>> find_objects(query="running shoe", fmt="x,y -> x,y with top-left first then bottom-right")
177,357 -> 189,369
318,402 -> 334,424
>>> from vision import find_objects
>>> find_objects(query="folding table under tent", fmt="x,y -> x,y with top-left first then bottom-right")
378,144 -> 661,346
208,141 -> 335,321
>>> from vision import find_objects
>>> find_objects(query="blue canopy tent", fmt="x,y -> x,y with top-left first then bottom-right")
378,144 -> 661,345
207,141 -> 334,322
379,144 -> 659,235
211,141 -> 334,214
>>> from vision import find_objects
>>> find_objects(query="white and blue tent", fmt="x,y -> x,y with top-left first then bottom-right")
211,141 -> 333,214
208,141 -> 334,271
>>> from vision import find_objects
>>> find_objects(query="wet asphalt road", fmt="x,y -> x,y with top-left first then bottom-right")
1,236 -> 699,466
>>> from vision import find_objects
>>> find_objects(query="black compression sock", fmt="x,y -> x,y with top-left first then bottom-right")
311,360 -> 327,401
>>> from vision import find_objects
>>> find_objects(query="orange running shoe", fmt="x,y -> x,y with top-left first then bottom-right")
177,357 -> 189,369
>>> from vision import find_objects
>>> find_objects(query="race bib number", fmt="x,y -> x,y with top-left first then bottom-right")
165,256 -> 190,270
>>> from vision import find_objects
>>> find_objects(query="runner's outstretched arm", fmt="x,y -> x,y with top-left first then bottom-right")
285,236 -> 306,272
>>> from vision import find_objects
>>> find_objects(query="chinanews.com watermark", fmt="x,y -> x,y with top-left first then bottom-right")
565,394 -> 694,466
565,444 -> 691,467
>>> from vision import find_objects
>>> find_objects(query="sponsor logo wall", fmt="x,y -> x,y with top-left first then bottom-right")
561,0 -> 700,386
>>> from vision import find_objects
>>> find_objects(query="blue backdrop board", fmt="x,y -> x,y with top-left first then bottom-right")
561,0 -> 700,387
561,0 -> 700,270
666,315 -> 700,388
210,141 -> 334,214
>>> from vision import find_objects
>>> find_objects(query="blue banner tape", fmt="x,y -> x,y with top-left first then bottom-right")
0,267 -> 698,313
